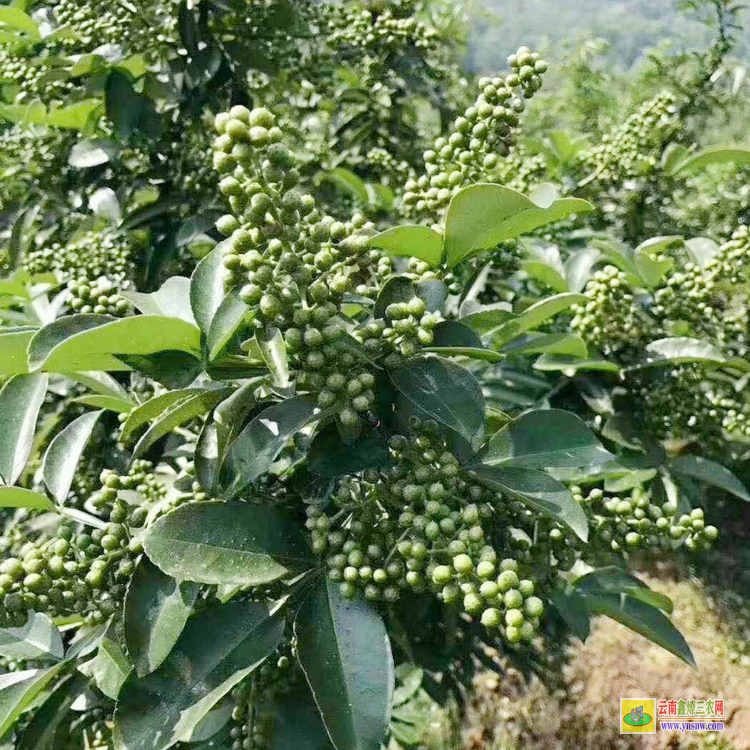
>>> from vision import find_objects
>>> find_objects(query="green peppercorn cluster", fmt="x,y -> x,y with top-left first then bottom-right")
67,276 -> 131,317
581,92 -> 678,185
51,0 -> 177,55
376,295 -> 442,361
25,229 -> 137,289
212,104 -> 408,427
327,6 -> 441,59
575,486 -> 718,554
310,417 -> 545,643
652,227 -> 750,349
402,47 -> 548,218
571,265 -> 652,356
0,49 -> 73,103
229,642 -> 299,750
498,149 -> 549,195
0,461 -> 163,628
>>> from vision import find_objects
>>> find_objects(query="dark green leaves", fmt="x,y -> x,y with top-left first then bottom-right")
142,501 -> 313,586
368,226 -> 443,267
105,71 -> 162,139
295,579 -> 394,750
128,388 -> 232,461
190,240 -> 229,336
642,338 -> 725,367
114,601 -> 284,750
472,465 -> 588,541
575,571 -> 695,667
389,357 -> 484,447
443,184 -> 593,267
0,373 -> 47,486
124,557 -> 200,677
17,673 -> 87,750
670,455 -> 750,502
0,662 -> 69,737
0,327 -> 35,376
484,410 -> 612,469
490,293 -> 586,346
27,315 -> 201,373
42,410 -> 103,505
308,423 -> 391,477
668,146 -> 750,175
0,613 -> 64,662
79,622 -> 131,700
222,396 -> 317,499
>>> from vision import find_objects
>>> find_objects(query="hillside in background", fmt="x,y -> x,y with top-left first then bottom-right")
466,0 -> 750,72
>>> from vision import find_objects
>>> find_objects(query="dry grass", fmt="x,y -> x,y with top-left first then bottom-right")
447,571 -> 750,750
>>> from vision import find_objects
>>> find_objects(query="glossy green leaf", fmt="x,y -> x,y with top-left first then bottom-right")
472,464 -> 588,541
207,289 -> 249,361
368,225 -> 443,267
191,240 -> 229,336
222,396 -> 317,499
295,578 -> 394,750
72,395 -> 134,413
0,662 -> 69,737
114,600 -> 284,750
521,261 -> 568,293
642,337 -> 725,367
143,501 -> 313,586
423,346 -> 503,363
565,247 -> 602,293
685,237 -> 719,269
575,567 -> 673,613
581,590 -> 695,667
121,277 -> 196,326
257,328 -> 290,388
79,622 -> 131,700
431,320 -> 483,349
121,389 -> 202,444
534,354 -> 621,373
670,146 -> 750,175
389,357 -> 484,446
17,672 -> 87,750
123,557 -> 200,678
549,584 -> 590,641
459,305 -> 515,335
633,237 -> 679,288
444,184 -> 593,267
130,387 -> 232,460
491,293 -> 586,346
0,8 -> 39,37
0,613 -> 64,662
0,328 -> 34,376
28,315 -> 201,373
309,422 -> 391,478
42,410 -> 103,505
484,409 -> 612,469
0,373 -> 48,486
670,455 -> 750,502
266,684 -> 334,750
0,487 -> 54,510
499,332 -> 588,358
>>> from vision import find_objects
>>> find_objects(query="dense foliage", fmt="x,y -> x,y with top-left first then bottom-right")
0,1 -> 748,750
